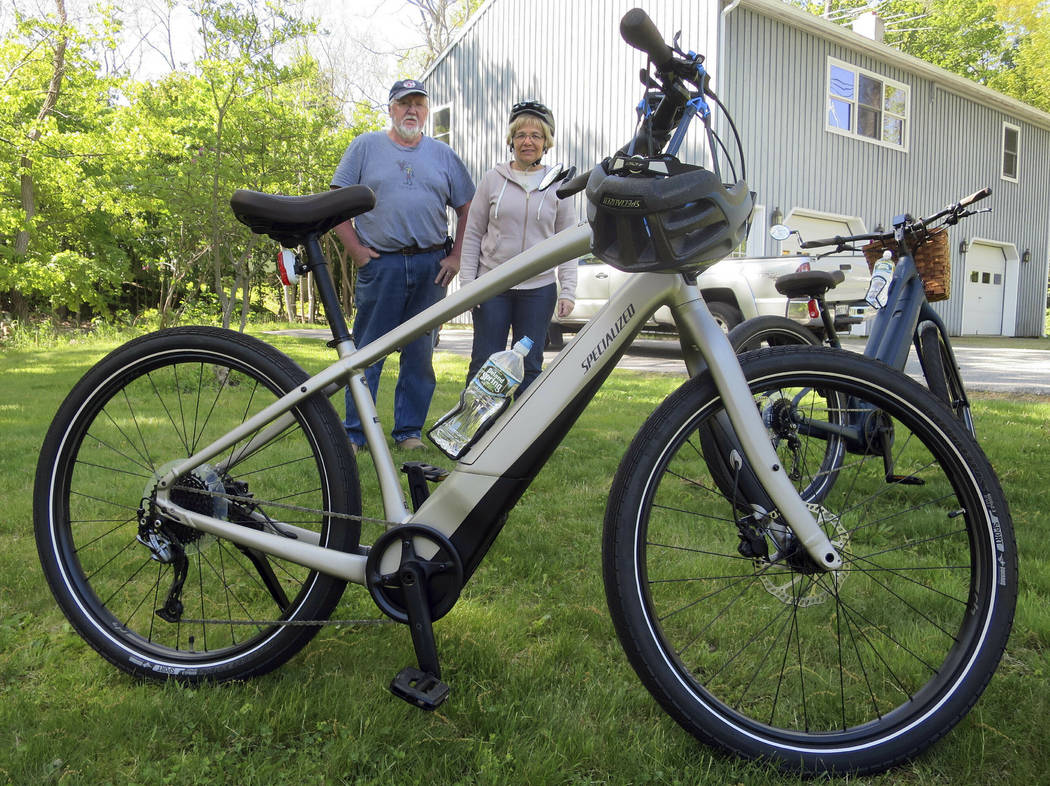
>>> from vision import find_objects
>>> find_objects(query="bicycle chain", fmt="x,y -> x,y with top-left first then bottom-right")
164,485 -> 399,627
169,483 -> 398,529
176,617 -> 393,627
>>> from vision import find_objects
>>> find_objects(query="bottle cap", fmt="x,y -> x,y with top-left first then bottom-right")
514,337 -> 534,353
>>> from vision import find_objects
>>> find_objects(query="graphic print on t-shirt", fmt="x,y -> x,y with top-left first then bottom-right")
397,160 -> 414,186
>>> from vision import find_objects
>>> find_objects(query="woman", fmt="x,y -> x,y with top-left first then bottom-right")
459,100 -> 577,392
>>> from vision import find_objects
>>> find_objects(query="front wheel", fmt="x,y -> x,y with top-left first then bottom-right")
917,322 -> 975,436
603,347 -> 1016,775
34,327 -> 361,683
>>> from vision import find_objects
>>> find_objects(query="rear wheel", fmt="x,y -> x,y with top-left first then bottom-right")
34,327 -> 360,682
604,347 -> 1016,775
728,315 -> 821,352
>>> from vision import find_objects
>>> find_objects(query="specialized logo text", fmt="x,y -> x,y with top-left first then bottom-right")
582,305 -> 636,372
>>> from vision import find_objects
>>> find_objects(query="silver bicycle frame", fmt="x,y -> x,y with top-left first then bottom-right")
153,222 -> 841,583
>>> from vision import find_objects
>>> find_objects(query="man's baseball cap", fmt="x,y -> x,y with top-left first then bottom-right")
389,79 -> 428,102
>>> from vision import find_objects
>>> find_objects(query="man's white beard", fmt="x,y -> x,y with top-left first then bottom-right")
392,121 -> 422,142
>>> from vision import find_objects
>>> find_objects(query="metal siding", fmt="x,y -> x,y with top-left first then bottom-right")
722,7 -> 1050,335
427,0 -> 1050,335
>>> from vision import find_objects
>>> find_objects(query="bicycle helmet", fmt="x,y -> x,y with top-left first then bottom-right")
509,100 -> 555,134
585,153 -> 753,273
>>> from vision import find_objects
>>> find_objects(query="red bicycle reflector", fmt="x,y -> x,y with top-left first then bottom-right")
277,249 -> 298,286
808,299 -> 820,319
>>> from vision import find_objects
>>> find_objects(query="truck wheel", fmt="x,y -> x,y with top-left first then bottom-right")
546,323 -> 565,350
706,301 -> 743,333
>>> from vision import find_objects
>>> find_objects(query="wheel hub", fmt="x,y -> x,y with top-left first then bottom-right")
760,503 -> 850,607
139,460 -> 228,553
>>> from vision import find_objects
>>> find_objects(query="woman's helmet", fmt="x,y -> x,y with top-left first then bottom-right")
509,100 -> 555,134
585,153 -> 753,273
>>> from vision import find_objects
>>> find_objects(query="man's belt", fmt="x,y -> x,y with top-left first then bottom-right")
389,243 -> 446,255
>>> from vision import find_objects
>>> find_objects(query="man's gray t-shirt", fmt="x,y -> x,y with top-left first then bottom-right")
331,132 -> 475,252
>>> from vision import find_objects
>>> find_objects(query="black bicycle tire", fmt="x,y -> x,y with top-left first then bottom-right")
603,346 -> 1016,775
698,344 -> 846,510
34,326 -> 361,682
728,315 -> 821,352
917,322 -> 975,436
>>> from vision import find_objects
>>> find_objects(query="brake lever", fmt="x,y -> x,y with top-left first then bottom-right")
943,205 -> 992,226
816,243 -> 858,259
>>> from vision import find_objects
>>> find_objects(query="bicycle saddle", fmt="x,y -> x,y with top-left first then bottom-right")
774,269 -> 844,299
230,186 -> 376,247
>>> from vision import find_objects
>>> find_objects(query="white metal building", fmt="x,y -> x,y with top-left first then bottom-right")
423,0 -> 1050,336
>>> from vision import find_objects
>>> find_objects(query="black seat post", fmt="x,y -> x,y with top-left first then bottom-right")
302,233 -> 352,345
814,295 -> 841,348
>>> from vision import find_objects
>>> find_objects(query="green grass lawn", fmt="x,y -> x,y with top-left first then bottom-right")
2,328 -> 1048,785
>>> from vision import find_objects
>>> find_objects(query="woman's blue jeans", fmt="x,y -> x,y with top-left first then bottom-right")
344,250 -> 445,447
468,283 -> 557,393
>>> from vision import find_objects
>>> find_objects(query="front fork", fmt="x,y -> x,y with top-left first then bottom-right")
671,277 -> 842,571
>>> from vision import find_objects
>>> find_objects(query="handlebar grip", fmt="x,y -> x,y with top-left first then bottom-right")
620,9 -> 674,69
799,236 -> 845,249
556,168 -> 592,199
960,186 -> 992,207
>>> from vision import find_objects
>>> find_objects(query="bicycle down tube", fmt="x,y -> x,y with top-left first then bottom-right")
153,223 -> 841,586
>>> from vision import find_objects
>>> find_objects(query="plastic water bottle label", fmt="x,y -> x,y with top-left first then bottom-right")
476,364 -> 513,396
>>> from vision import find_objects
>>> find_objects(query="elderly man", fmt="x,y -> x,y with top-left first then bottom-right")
332,79 -> 474,452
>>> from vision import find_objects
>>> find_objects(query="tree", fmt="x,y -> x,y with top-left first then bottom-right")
791,0 -> 1049,113
1,1 -> 135,320
404,0 -> 481,72
989,0 -> 1050,113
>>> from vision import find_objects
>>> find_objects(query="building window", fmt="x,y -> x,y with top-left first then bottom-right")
827,58 -> 909,150
432,105 -> 451,146
1001,122 -> 1019,182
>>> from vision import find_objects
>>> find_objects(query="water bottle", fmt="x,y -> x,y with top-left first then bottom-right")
865,253 -> 895,309
428,337 -> 534,459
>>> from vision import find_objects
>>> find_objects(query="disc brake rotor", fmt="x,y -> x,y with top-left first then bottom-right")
760,503 -> 850,607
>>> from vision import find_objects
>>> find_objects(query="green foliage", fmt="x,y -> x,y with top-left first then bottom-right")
990,0 -> 1050,112
793,0 -> 1050,112
0,0 -> 382,327
1,330 -> 1049,784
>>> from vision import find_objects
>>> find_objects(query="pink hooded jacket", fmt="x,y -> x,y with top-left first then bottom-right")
458,161 -> 578,300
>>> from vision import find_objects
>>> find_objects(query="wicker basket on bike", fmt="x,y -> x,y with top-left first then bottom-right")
862,226 -> 951,302
585,153 -> 753,273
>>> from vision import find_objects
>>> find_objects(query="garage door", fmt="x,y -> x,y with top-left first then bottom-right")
963,242 -> 1006,335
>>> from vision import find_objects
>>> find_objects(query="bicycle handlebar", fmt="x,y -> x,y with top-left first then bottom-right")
960,186 -> 992,208
799,187 -> 993,251
613,9 -> 708,157
556,168 -> 592,199
620,8 -> 674,70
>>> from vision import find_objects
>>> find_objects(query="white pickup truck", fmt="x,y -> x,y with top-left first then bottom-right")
549,252 -> 871,348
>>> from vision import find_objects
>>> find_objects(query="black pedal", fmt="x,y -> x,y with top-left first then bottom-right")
400,461 -> 450,510
390,666 -> 450,711
400,461 -> 449,483
886,474 -> 925,486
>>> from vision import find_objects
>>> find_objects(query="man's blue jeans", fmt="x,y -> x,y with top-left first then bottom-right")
467,283 -> 557,393
344,249 -> 445,447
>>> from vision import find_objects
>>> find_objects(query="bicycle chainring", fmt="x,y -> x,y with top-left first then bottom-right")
365,524 -> 464,624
